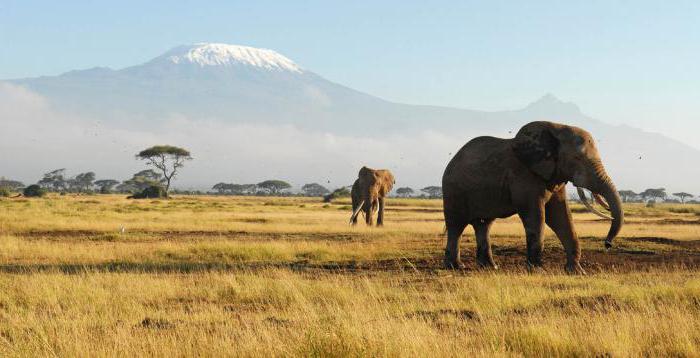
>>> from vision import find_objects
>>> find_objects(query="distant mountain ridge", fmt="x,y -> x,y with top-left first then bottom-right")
5,42 -> 700,192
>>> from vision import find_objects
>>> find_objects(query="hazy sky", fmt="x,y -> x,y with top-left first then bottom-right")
1,1 -> 699,148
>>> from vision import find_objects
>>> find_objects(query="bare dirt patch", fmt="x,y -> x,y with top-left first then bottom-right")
624,236 -> 700,249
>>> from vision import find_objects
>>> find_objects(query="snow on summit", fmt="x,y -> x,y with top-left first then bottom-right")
160,43 -> 302,73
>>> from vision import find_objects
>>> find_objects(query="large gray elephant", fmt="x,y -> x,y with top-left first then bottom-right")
349,166 -> 395,226
442,121 -> 623,273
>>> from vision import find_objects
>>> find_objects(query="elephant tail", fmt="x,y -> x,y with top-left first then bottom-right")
349,200 -> 365,224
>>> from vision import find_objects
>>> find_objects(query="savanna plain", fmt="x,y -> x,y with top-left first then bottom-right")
1,195 -> 700,356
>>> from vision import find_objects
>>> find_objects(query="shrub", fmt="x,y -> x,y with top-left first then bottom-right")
23,184 -> 47,198
128,185 -> 167,199
323,187 -> 351,203
0,187 -> 11,197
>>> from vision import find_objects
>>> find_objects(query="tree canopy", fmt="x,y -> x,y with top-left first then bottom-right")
257,180 -> 291,195
673,192 -> 694,203
618,190 -> 638,203
301,183 -> 330,197
71,172 -> 96,192
641,188 -> 666,201
0,178 -> 25,190
137,145 -> 191,158
95,179 -> 120,193
395,187 -> 414,197
117,170 -> 163,193
38,169 -> 67,191
212,183 -> 258,195
421,186 -> 443,198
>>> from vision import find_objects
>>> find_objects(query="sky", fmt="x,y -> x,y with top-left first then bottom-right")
0,0 -> 699,148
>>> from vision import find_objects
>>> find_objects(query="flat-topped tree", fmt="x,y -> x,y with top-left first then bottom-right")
136,145 -> 192,195
301,183 -> 330,197
396,187 -> 414,198
257,180 -> 291,195
0,178 -> 25,191
94,179 -> 120,194
618,190 -> 638,203
673,192 -> 693,204
38,169 -> 67,192
421,186 -> 443,198
72,172 -> 96,193
641,188 -> 666,202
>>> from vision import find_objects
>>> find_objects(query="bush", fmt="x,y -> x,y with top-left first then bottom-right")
323,187 -> 351,203
128,185 -> 167,199
0,187 -> 11,197
23,184 -> 47,198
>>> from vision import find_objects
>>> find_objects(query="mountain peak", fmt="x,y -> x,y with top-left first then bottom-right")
524,93 -> 582,116
155,43 -> 303,73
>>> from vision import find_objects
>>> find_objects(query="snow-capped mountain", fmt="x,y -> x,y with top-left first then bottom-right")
154,43 -> 303,72
3,43 -> 700,192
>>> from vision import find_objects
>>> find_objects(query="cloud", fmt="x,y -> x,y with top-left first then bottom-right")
0,83 -> 462,190
6,82 -> 696,194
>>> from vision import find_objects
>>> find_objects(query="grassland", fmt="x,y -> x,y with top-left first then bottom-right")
1,194 -> 699,356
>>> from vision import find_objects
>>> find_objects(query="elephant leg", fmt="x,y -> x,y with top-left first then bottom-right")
444,220 -> 467,269
518,203 -> 545,269
365,201 -> 374,226
377,197 -> 385,226
473,219 -> 497,269
546,187 -> 585,274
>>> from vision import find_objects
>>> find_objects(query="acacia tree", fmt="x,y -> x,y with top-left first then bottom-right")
257,180 -> 291,195
38,169 -> 67,192
641,188 -> 666,202
0,178 -> 25,191
673,192 -> 694,204
238,184 -> 257,195
136,145 -> 192,195
618,190 -> 638,203
212,183 -> 231,194
421,186 -> 443,198
94,179 -> 120,194
72,172 -> 96,193
301,183 -> 330,197
395,187 -> 414,198
117,170 -> 164,193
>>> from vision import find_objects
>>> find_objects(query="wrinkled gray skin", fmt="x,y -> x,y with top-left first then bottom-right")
442,121 -> 624,274
350,166 -> 395,226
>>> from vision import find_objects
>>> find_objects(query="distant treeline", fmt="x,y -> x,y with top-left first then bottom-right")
1,171 -> 699,203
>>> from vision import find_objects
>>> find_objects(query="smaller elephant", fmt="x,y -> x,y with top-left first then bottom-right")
349,166 -> 395,226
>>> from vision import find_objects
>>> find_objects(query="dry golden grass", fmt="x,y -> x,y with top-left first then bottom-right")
1,194 -> 699,356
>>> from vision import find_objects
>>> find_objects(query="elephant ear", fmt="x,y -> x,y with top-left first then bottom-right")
512,122 -> 560,180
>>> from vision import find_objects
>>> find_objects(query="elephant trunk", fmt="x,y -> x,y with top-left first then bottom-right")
586,161 -> 624,248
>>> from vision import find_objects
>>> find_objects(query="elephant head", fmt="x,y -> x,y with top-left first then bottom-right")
512,121 -> 623,248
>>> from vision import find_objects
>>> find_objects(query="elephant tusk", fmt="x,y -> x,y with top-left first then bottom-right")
577,187 -> 613,220
593,193 -> 611,211
349,200 -> 365,224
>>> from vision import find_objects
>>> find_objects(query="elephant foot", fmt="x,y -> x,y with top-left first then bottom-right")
526,260 -> 545,274
443,258 -> 465,270
565,262 -> 586,275
476,258 -> 499,271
